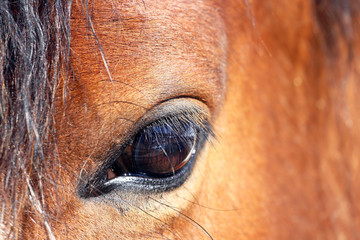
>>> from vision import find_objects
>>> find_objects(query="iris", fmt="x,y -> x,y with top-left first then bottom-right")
108,118 -> 197,179
133,123 -> 196,176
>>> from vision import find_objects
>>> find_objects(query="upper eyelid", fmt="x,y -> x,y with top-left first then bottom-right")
104,104 -> 212,155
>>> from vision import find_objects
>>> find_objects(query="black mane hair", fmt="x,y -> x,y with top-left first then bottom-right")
0,0 -> 71,238
313,0 -> 356,62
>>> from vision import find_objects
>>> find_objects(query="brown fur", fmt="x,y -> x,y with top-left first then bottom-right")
2,0 -> 360,239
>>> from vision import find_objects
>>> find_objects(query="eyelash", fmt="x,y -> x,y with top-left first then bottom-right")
79,109 -> 213,198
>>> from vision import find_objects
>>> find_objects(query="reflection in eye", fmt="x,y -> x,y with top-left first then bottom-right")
108,118 -> 198,179
133,123 -> 196,175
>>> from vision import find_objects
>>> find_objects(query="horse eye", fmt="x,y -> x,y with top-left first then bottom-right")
80,112 -> 211,197
107,120 -> 197,179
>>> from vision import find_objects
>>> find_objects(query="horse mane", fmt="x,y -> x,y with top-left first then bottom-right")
314,0 -> 355,57
0,0 -> 71,238
0,0 -> 359,239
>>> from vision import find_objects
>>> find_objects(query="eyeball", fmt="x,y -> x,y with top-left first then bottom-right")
108,119 -> 197,178
132,123 -> 196,176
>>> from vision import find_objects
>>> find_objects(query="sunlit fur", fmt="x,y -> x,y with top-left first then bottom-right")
1,0 -> 360,239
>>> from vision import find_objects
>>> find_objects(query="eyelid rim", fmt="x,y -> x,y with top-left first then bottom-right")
77,98 -> 213,199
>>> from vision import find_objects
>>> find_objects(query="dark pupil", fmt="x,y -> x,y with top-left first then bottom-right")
133,124 -> 196,175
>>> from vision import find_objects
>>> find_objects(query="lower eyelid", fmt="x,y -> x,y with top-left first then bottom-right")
82,147 -> 198,197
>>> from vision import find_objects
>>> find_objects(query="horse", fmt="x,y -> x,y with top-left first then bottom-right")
1,0 -> 360,239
